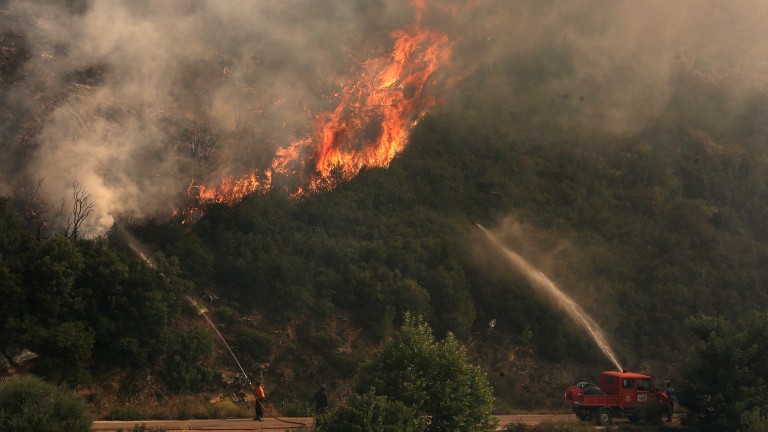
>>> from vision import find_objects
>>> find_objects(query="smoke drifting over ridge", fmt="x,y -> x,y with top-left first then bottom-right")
1,0 -> 767,235
452,1 -> 768,136
1,0 -> 416,233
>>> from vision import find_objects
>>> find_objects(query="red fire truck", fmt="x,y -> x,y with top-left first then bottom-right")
563,371 -> 669,425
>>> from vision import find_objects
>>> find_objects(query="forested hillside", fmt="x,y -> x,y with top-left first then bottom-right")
6,59 -> 768,414
4,0 -> 768,421
136,55 -> 768,408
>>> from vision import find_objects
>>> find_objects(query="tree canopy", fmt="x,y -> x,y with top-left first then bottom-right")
0,206 -> 193,385
5,33 -> 768,415
340,314 -> 497,432
679,314 -> 768,431
0,375 -> 91,432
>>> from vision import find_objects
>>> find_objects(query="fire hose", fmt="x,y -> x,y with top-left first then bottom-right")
257,400 -> 307,426
189,297 -> 307,427
127,238 -> 308,428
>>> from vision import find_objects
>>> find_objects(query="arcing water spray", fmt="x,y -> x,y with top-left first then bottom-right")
116,223 -> 156,268
117,225 -> 255,384
187,297 -> 306,426
186,296 -> 254,387
477,224 -> 623,371
118,227 -> 306,425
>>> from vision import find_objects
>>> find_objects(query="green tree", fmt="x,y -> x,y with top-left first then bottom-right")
79,241 -> 189,368
679,314 -> 768,431
233,327 -> 273,371
36,321 -> 95,384
741,410 -> 768,432
0,375 -> 91,432
353,314 -> 497,432
161,328 -> 219,393
25,237 -> 86,326
317,390 -> 427,432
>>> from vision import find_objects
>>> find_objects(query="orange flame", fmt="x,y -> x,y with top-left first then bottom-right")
184,6 -> 451,219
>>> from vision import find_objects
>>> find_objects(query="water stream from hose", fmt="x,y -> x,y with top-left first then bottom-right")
116,225 -> 254,384
117,226 -> 308,424
186,296 -> 253,386
477,224 -> 623,371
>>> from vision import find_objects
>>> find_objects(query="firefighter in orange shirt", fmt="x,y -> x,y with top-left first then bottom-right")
251,381 -> 266,421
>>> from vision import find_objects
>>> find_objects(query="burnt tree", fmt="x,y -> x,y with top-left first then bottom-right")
67,181 -> 93,240
183,121 -> 220,162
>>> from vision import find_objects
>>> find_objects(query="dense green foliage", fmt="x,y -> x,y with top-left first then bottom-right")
5,29 -> 768,415
0,375 -> 91,432
127,61 -> 768,377
160,328 -> 220,393
317,390 -> 428,432
0,198 -> 195,385
350,315 -> 497,432
679,314 -> 768,431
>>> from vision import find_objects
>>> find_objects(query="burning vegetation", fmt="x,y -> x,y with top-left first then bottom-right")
183,4 -> 452,221
1,0 -> 465,237
8,2 -> 768,428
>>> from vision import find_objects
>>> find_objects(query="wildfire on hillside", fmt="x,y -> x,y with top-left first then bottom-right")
180,4 -> 452,221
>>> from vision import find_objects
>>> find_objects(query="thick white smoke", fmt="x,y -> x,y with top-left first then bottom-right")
1,0 -> 414,234
449,0 -> 768,134
2,0 -> 768,235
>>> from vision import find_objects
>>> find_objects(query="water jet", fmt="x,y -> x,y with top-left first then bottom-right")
117,226 -> 255,384
477,223 -> 623,371
186,296 -> 254,386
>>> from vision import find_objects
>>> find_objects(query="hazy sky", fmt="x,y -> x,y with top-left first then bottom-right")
2,0 -> 767,235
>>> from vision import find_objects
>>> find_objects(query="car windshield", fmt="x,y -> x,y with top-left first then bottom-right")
637,379 -> 651,391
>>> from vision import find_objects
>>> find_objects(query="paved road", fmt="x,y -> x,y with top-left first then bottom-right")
92,413 -> 580,431
93,413 -> 684,431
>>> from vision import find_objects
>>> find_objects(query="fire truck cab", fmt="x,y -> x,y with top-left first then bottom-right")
564,371 -> 668,425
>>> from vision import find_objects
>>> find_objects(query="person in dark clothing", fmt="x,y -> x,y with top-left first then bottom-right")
251,382 -> 265,421
312,385 -> 328,416
664,381 -> 676,422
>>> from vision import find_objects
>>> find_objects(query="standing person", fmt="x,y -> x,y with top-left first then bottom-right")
251,381 -> 266,421
312,385 -> 329,416
664,381 -> 676,422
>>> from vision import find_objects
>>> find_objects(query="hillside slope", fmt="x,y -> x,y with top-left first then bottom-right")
4,0 -> 768,417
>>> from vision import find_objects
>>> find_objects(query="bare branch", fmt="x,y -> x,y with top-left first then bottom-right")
183,120 -> 220,161
68,181 -> 94,240
234,114 -> 250,143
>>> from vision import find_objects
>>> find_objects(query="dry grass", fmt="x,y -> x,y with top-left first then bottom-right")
104,396 -> 250,421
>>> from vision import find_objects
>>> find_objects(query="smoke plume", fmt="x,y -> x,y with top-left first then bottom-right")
1,0 -> 767,235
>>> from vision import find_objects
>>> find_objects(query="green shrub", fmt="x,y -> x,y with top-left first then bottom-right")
172,395 -> 209,420
234,327 -> 273,362
205,398 -> 248,419
741,409 -> 768,432
160,328 -> 220,393
214,306 -> 240,326
679,314 -> 768,431
105,406 -> 144,421
354,314 -> 497,432
316,390 -> 427,432
272,398 -> 312,417
0,375 -> 92,432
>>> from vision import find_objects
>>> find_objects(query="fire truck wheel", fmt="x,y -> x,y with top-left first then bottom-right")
596,407 -> 613,426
